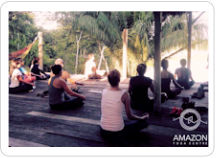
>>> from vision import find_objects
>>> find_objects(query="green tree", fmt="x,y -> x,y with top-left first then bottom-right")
9,12 -> 39,65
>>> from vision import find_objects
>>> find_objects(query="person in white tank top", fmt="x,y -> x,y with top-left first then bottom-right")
101,88 -> 125,131
100,69 -> 149,137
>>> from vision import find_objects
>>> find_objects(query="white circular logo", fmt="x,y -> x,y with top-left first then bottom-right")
179,108 -> 201,131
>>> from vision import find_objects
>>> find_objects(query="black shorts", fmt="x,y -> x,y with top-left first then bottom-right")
9,84 -> 33,94
50,97 -> 84,110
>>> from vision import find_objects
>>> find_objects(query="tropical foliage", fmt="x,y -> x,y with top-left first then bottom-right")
9,12 -> 39,66
9,11 -> 208,76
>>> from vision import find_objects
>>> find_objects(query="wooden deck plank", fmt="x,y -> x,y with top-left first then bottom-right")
9,80 -> 208,147
27,111 -> 100,125
10,129 -> 105,147
9,106 -> 208,146
10,118 -> 104,143
9,137 -> 49,147
9,98 -> 208,132
9,116 -> 189,147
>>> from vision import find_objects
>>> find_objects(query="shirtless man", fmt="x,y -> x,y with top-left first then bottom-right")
175,59 -> 195,89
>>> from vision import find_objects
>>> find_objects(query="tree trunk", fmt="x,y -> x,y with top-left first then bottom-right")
75,39 -> 80,74
38,32 -> 43,70
122,29 -> 128,79
104,58 -> 109,73
103,53 -> 109,73
97,42 -> 109,72
153,12 -> 162,113
75,32 -> 82,74
97,45 -> 105,70
17,33 -> 20,50
187,12 -> 192,70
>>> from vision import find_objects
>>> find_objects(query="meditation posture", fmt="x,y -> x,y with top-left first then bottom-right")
129,64 -> 155,112
161,59 -> 183,99
30,56 -> 39,70
31,58 -> 50,80
37,58 -> 80,97
54,58 -> 70,80
100,69 -> 149,143
48,65 -> 85,110
84,54 -> 101,79
54,58 -> 81,91
175,59 -> 195,89
9,58 -> 34,94
18,59 -> 36,83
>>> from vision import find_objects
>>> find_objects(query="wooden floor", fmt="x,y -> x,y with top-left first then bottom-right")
9,80 -> 208,147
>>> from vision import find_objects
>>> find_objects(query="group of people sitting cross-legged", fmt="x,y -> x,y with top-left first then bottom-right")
9,58 -> 36,94
9,56 -> 195,144
128,59 -> 195,112
161,58 -> 195,98
99,58 -> 194,144
9,57 -> 51,94
100,69 -> 149,144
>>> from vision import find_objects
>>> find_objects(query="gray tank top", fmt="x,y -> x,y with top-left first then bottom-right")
49,76 -> 64,105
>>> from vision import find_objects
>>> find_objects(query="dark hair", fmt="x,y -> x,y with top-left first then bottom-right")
33,56 -> 39,61
108,69 -> 120,87
32,57 -> 39,65
51,64 -> 62,75
33,60 -> 39,65
137,64 -> 146,76
161,59 -> 168,69
13,58 -> 22,65
180,59 -> 186,66
14,57 -> 22,62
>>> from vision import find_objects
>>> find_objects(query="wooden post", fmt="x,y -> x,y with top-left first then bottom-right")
103,56 -> 109,73
122,29 -> 128,79
187,12 -> 192,70
38,32 -> 43,70
17,33 -> 20,50
75,31 -> 82,74
97,45 -> 105,70
153,12 -> 162,112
